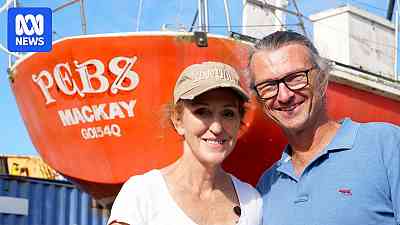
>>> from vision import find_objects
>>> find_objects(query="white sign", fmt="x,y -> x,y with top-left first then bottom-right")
0,196 -> 29,215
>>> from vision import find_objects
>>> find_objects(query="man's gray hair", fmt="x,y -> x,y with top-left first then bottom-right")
248,31 -> 332,98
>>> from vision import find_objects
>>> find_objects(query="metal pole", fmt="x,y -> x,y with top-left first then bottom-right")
80,0 -> 87,34
0,0 -> 14,13
198,0 -> 209,32
197,0 -> 203,31
189,10 -> 198,32
396,2 -> 399,80
136,0 -> 143,32
223,0 -> 232,32
291,0 -> 307,36
8,0 -> 17,69
53,0 -> 80,13
204,0 -> 209,32
247,0 -> 309,21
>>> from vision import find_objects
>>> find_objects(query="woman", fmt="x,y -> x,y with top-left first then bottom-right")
108,61 -> 262,225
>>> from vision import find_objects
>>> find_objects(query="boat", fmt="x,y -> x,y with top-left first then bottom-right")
3,0 -> 400,206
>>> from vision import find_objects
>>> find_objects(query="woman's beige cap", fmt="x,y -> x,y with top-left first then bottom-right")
173,61 -> 250,103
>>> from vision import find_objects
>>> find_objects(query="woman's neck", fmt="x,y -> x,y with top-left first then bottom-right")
161,154 -> 228,198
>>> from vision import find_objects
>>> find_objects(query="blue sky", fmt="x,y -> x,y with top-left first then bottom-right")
0,0 -> 390,156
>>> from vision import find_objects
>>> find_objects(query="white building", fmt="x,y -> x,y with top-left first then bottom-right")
310,5 -> 396,79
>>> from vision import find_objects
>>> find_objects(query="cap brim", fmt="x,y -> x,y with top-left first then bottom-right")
178,83 -> 250,102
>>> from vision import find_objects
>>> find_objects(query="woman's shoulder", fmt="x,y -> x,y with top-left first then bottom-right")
229,174 -> 261,199
122,169 -> 163,191
108,170 -> 163,225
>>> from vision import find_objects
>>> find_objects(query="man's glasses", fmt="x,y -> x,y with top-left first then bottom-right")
253,67 -> 315,100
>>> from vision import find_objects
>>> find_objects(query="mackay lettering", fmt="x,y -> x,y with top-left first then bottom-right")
58,99 -> 136,127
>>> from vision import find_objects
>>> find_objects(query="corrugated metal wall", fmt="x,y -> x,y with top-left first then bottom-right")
0,175 -> 110,225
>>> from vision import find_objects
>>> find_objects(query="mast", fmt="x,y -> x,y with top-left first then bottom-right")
197,0 -> 209,32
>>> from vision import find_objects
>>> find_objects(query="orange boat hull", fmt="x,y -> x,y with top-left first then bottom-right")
10,33 -> 400,200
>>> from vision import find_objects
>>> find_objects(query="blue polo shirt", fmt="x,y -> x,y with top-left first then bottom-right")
257,118 -> 400,225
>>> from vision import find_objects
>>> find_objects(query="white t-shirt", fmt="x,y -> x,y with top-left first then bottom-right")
108,169 -> 262,225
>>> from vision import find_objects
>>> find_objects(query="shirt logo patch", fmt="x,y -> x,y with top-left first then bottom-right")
338,188 -> 352,196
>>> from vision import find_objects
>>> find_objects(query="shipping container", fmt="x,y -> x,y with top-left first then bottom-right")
0,175 -> 109,225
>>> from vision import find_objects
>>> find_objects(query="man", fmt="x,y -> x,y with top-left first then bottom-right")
249,31 -> 399,225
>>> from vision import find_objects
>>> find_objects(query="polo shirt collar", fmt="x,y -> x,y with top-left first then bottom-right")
276,118 -> 359,176
325,117 -> 359,152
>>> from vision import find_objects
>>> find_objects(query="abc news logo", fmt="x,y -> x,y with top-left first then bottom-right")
8,7 -> 52,52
